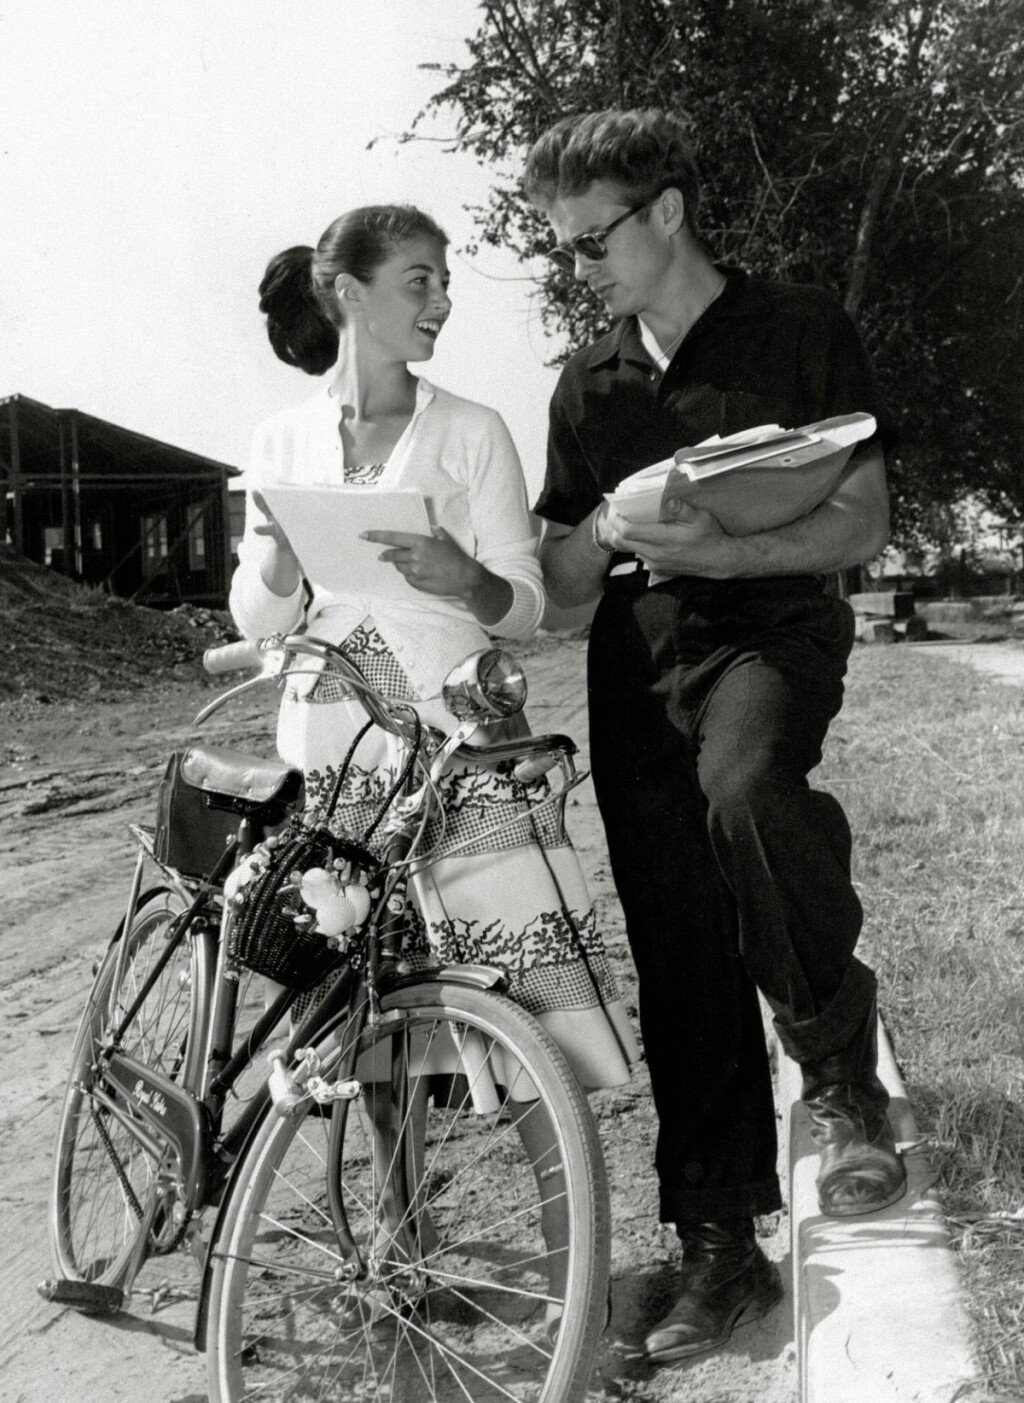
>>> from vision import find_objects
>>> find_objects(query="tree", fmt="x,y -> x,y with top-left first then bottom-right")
409,0 -> 1024,547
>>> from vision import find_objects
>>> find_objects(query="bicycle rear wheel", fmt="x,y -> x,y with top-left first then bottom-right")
207,980 -> 611,1403
49,887 -> 216,1289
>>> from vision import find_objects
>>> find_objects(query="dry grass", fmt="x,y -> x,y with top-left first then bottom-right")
818,643 -> 1024,1399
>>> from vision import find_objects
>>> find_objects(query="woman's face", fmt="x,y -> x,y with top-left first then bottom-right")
350,235 -> 452,362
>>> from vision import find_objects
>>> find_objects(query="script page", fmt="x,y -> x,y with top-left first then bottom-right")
260,486 -> 433,599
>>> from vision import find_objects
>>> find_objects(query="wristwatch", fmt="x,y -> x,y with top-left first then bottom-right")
591,505 -> 616,556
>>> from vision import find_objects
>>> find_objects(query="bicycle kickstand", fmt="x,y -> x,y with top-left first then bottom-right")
115,1192 -> 164,1313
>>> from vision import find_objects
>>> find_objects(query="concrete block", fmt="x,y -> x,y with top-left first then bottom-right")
917,600 -> 984,624
780,1022 -> 981,1403
894,615 -> 929,641
848,591 -> 915,620
854,616 -> 895,643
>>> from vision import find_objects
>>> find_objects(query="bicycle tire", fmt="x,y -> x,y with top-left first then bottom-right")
49,887 -> 216,1290
206,980 -> 611,1403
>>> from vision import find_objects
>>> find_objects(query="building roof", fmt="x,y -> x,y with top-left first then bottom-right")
0,393 -> 239,486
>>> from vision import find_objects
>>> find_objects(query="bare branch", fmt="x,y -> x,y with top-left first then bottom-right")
483,0 -> 565,117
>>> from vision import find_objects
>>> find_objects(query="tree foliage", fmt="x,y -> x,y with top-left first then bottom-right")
410,0 -> 1024,546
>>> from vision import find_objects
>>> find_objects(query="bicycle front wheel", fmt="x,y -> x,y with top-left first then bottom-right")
207,980 -> 611,1403
49,887 -> 215,1289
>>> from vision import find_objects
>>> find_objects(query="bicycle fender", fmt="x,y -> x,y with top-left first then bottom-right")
110,885 -> 174,945
381,962 -> 508,995
193,1101 -> 273,1352
296,964 -> 508,1050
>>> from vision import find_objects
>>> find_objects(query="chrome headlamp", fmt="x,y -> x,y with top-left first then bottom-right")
441,648 -> 527,723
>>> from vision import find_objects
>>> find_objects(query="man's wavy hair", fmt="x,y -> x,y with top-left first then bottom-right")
524,109 -> 702,237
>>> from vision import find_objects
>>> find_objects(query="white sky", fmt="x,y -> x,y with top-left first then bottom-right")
0,0 -> 561,501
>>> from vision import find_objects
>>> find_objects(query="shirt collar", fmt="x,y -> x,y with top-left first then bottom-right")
586,265 -> 761,371
411,375 -> 437,418
322,374 -> 437,415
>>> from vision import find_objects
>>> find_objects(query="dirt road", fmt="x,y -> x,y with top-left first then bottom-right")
1,633 -> 795,1402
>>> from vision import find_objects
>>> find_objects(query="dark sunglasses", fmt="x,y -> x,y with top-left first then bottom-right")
547,196 -> 660,273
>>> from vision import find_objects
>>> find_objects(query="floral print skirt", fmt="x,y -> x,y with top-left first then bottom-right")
277,619 -> 637,1094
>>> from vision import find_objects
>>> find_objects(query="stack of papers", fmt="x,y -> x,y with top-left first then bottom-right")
607,412 -> 876,537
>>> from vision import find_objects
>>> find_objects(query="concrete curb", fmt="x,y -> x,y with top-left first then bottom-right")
780,1018 -> 981,1402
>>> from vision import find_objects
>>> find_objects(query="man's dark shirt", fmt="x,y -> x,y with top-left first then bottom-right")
534,266 -> 892,528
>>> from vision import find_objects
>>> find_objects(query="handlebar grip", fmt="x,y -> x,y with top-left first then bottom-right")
513,752 -> 563,783
203,639 -> 265,675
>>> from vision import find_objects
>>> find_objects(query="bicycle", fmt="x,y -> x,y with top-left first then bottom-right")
43,631 -> 612,1403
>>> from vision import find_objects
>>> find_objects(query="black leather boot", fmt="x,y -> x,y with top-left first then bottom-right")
643,1219 -> 783,1364
801,1002 -> 907,1216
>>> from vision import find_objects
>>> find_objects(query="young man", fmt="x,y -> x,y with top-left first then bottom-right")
525,108 -> 905,1364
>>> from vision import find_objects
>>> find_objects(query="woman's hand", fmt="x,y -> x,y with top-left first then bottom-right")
362,526 -> 481,597
362,526 -> 513,625
251,489 -> 302,596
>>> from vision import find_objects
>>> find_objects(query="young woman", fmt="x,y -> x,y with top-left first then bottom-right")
231,204 -> 637,1329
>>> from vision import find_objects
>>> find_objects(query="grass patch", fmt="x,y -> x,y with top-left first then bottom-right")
818,645 -> 1024,1398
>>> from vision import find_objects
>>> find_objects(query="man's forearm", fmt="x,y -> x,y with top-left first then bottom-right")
611,444 -> 890,581
707,487 -> 888,578
538,513 -> 609,608
706,444 -> 890,577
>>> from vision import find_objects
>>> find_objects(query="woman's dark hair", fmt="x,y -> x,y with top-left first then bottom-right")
258,205 -> 449,375
524,109 -> 702,237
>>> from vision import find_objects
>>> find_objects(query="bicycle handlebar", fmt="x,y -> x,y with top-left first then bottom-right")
201,633 -> 417,740
204,639 -> 265,675
199,634 -> 578,784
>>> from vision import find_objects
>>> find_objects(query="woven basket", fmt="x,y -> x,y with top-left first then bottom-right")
228,826 -> 378,991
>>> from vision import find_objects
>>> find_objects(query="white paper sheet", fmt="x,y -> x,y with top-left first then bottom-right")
260,485 -> 433,598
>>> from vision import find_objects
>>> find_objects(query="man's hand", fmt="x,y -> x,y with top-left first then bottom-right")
361,526 -> 481,598
600,500 -> 734,578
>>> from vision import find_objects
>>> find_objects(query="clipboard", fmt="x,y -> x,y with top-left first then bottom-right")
260,485 -> 433,598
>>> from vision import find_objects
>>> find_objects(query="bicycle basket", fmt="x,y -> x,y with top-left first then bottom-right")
227,824 -> 379,991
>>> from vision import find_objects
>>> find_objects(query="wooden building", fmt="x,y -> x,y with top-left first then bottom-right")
0,394 -> 238,606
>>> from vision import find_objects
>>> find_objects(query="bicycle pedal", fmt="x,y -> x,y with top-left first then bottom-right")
37,1278 -> 124,1314
148,1279 -> 194,1313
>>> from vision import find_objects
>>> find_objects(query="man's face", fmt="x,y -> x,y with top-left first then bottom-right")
545,181 -> 674,318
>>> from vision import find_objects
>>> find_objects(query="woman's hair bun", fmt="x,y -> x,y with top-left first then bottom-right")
258,245 -> 339,375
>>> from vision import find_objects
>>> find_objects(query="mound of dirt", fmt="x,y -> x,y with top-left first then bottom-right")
0,544 -> 238,705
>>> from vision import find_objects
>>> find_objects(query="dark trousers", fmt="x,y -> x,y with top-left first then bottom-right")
588,572 -> 877,1223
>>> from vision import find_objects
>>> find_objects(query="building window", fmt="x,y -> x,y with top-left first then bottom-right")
141,514 -> 168,566
229,491 -> 246,558
188,514 -> 207,571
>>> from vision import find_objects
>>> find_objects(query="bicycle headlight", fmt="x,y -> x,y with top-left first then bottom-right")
441,648 -> 527,723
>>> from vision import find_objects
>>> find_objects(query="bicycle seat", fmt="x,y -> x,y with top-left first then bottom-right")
180,744 -> 304,818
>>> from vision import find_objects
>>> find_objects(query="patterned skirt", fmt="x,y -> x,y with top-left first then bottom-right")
277,619 -> 637,1093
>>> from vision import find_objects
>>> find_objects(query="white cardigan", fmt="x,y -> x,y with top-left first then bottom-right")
230,378 -> 546,702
